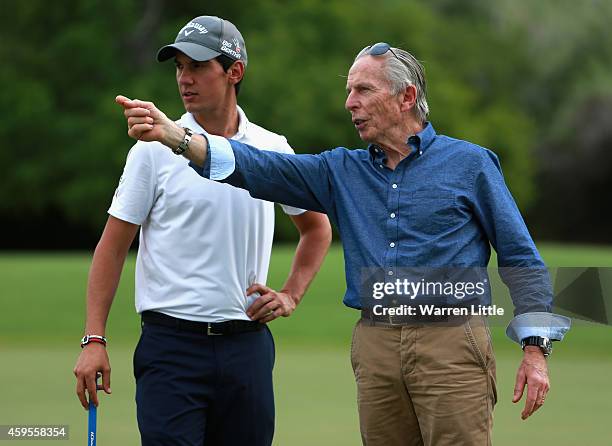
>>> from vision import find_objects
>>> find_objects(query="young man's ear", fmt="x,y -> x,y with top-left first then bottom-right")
228,61 -> 245,86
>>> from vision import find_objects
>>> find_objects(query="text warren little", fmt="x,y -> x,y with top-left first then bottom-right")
372,304 -> 505,317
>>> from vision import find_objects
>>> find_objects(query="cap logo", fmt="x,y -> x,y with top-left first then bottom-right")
232,37 -> 241,53
221,39 -> 242,59
181,21 -> 209,37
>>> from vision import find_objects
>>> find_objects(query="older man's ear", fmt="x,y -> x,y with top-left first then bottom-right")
400,84 -> 418,113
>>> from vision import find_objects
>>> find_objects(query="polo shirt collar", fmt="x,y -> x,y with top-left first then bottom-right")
234,106 -> 249,139
178,106 -> 249,139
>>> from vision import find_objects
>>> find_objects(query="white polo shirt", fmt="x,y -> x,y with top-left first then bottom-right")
108,107 -> 304,322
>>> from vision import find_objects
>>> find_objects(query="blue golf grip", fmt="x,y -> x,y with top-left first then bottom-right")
88,401 -> 97,446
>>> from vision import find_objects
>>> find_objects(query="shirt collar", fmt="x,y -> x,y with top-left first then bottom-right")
178,105 -> 249,139
367,121 -> 436,161
368,145 -> 386,164
411,121 -> 436,154
233,105 -> 249,139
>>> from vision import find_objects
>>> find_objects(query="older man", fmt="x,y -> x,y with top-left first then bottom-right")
117,42 -> 570,446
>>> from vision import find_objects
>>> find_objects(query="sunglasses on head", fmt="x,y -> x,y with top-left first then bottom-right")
364,42 -> 401,61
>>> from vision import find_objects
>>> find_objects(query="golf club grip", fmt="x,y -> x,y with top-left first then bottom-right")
88,401 -> 97,446
88,373 -> 99,446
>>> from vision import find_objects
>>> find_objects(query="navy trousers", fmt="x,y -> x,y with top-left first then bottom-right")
134,319 -> 275,446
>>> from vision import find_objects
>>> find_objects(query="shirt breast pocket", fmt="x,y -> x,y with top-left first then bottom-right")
408,189 -> 458,236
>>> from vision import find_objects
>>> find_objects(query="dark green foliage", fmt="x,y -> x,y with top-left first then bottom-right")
0,0 -> 609,247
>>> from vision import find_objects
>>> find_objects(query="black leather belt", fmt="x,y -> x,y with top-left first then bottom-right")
141,311 -> 264,335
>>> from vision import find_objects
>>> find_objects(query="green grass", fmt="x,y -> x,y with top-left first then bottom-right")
1,243 -> 611,445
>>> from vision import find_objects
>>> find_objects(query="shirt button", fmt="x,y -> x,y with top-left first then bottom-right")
388,271 -> 394,276
390,213 -> 396,218
379,164 -> 384,169
390,242 -> 395,248
392,184 -> 398,189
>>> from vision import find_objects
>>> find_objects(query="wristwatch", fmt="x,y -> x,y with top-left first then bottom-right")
173,127 -> 193,155
521,336 -> 552,357
80,334 -> 107,348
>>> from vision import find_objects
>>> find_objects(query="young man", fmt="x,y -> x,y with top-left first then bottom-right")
117,42 -> 570,446
73,16 -> 331,446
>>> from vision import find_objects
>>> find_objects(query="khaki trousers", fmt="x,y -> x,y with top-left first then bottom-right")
351,316 -> 497,446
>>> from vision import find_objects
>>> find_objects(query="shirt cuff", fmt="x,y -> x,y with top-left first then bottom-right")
187,131 -> 211,177
505,312 -> 572,344
207,134 -> 235,180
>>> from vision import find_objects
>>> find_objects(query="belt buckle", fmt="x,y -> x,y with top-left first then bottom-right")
207,323 -> 223,336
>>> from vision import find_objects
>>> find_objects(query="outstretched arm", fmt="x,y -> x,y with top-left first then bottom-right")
116,94 -> 336,214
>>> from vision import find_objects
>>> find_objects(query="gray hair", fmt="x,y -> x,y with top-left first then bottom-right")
355,46 -> 429,123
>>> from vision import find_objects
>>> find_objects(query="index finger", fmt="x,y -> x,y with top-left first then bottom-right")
246,283 -> 270,296
76,377 -> 88,410
115,96 -> 154,111
512,365 -> 526,403
115,95 -> 132,105
86,374 -> 99,408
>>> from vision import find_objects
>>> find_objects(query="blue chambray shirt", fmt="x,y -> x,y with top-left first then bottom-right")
190,123 -> 570,343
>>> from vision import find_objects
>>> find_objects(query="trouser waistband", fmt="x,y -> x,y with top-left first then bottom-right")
141,311 -> 264,335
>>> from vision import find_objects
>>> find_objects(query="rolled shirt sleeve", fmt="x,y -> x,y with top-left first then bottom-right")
207,134 -> 237,181
506,312 -> 571,343
189,133 -> 233,180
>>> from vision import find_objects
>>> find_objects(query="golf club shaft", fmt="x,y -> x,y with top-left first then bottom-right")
88,401 -> 97,446
87,375 -> 99,446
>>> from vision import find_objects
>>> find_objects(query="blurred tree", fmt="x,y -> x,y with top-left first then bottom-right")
491,0 -> 612,242
530,97 -> 612,242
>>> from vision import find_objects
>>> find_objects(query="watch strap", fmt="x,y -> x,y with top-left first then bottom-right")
173,127 -> 193,155
521,336 -> 552,356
